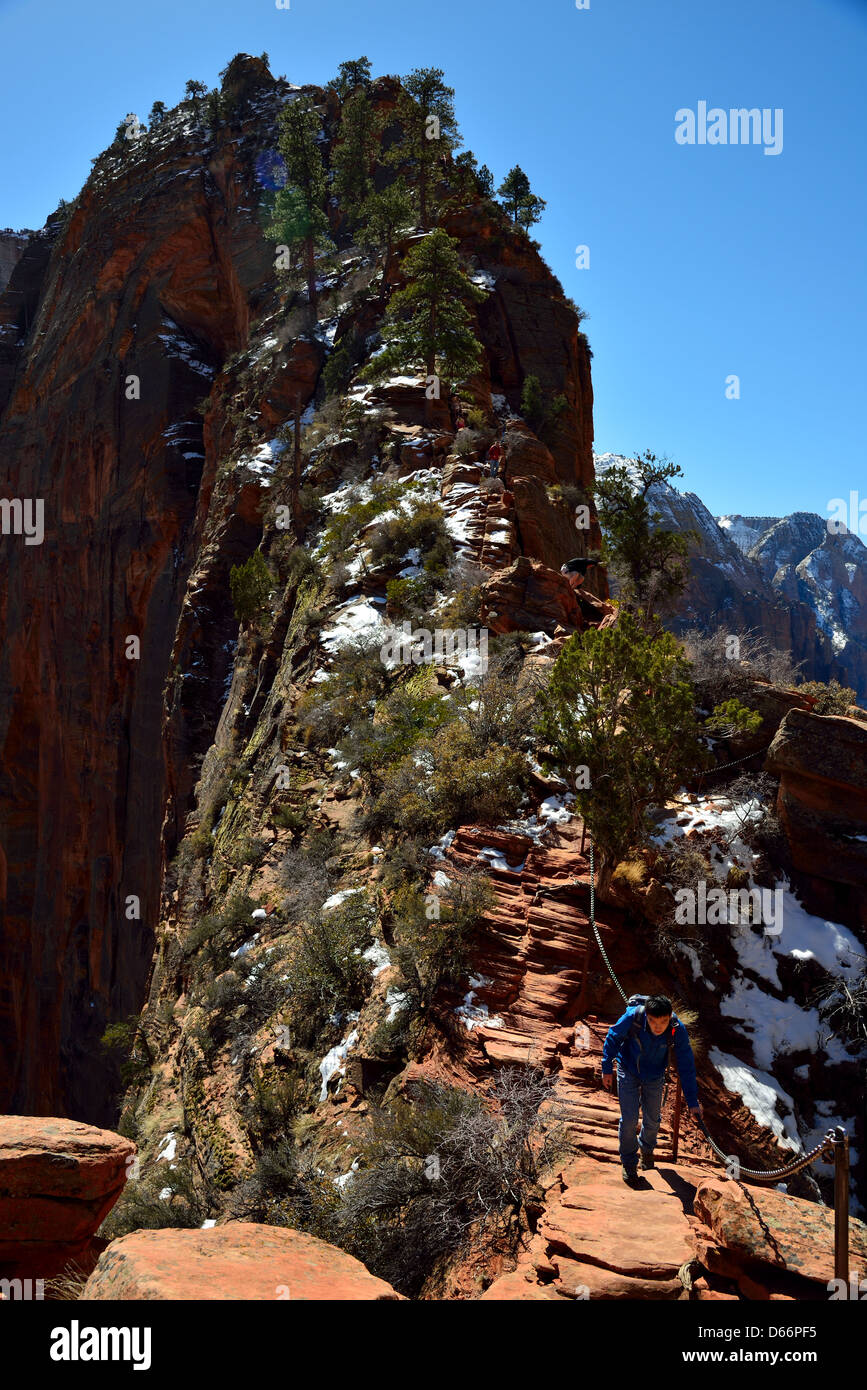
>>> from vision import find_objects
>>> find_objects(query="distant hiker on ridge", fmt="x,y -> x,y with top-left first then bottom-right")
601,994 -> 701,1186
486,437 -> 503,478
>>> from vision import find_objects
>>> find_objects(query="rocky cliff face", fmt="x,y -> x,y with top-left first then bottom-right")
0,57 -> 595,1123
0,230 -> 29,296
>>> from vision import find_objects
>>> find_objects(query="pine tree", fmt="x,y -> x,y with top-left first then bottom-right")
387,68 -> 460,229
478,164 -> 494,198
230,551 -> 273,624
329,56 -> 372,100
536,613 -> 701,881
332,90 -> 379,223
269,99 -> 332,317
451,151 -> 487,204
362,228 -> 485,392
358,181 -> 414,275
205,89 -> 224,129
519,374 -> 567,440
497,165 -> 546,228
497,165 -> 530,221
591,451 -> 694,623
148,101 -> 167,129
185,80 -> 208,103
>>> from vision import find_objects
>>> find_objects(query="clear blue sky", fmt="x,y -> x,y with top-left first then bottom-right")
1,0 -> 864,517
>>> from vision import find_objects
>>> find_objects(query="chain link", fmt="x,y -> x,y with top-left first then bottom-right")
668,741 -> 775,806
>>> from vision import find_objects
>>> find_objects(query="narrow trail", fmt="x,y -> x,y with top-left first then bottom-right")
443,819 -> 729,1300
444,821 -> 686,1162
439,455 -> 517,574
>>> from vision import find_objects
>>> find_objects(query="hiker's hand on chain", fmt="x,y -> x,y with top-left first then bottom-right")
690,1104 -> 702,1119
602,1074 -> 613,1091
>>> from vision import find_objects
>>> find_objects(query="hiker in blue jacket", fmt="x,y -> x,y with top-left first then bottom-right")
601,994 -> 701,1185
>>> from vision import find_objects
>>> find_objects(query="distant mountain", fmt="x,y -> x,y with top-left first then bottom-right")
595,454 -> 867,701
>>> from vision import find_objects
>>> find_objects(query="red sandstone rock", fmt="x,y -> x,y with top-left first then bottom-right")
0,1116 -> 134,1277
691,1178 -> 867,1289
766,708 -> 867,928
481,556 -> 585,635
82,1223 -> 403,1300
540,1160 -> 695,1280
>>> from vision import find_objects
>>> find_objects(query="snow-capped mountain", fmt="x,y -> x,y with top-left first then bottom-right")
595,454 -> 867,701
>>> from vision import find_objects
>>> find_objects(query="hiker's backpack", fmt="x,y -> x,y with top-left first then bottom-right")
622,995 -> 678,1079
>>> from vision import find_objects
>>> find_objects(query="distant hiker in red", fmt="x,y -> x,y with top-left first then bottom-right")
487,439 -> 503,478
455,413 -> 467,432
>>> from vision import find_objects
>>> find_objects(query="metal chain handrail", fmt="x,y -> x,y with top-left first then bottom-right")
667,740 -> 775,806
694,1119 -> 836,1184
587,838 -> 628,1006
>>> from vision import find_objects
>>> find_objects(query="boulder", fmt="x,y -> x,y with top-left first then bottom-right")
481,556 -> 584,635
82,1223 -> 403,1301
0,1116 -> 134,1277
691,1178 -> 867,1292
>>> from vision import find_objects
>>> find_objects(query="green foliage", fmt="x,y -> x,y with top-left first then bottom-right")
449,150 -> 492,205
322,342 -> 355,397
181,892 -> 258,966
332,90 -> 379,221
367,499 -> 453,574
797,680 -> 858,716
194,970 -> 248,1060
329,56 -> 373,100
268,98 -> 333,309
231,1139 -> 342,1239
100,1159 -> 207,1240
386,68 -> 461,227
519,374 -> 567,440
100,1016 -> 151,1087
367,719 -> 526,839
497,164 -> 546,228
272,805 -> 307,834
705,698 -> 763,738
385,574 -> 434,619
391,868 -> 493,1008
281,892 -> 376,1029
338,678 -> 455,781
204,88 -> 226,129
536,612 -> 703,870
318,480 -> 405,560
591,449 -> 694,620
358,181 -> 414,265
227,833 -> 269,869
148,100 -> 167,128
241,1069 -> 304,1147
362,228 -> 485,387
230,550 -> 273,624
185,79 -> 207,103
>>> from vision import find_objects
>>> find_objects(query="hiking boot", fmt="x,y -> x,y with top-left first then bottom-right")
640,1148 -> 655,1171
622,1166 -> 640,1186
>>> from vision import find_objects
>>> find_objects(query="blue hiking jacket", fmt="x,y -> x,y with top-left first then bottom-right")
602,1005 -> 699,1109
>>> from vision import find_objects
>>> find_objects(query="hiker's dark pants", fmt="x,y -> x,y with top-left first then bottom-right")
617,1066 -> 664,1173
